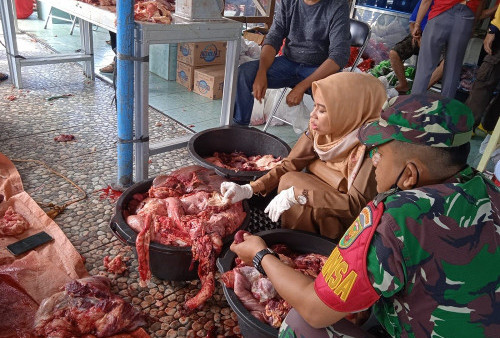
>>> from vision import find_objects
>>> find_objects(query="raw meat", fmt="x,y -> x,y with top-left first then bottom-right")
76,0 -> 175,24
234,230 -> 250,244
127,166 -> 246,311
53,134 -> 75,142
205,152 -> 283,172
222,245 -> 327,328
103,254 -> 128,274
0,273 -> 38,337
0,206 -> 29,236
134,0 -> 173,24
33,276 -> 146,337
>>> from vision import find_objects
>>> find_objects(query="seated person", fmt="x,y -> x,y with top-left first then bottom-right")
232,0 -> 350,126
222,73 -> 387,240
230,94 -> 500,337
389,0 -> 443,94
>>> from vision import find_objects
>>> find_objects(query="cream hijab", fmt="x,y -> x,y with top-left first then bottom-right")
310,72 -> 387,190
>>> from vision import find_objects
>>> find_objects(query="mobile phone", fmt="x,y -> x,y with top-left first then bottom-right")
7,231 -> 54,256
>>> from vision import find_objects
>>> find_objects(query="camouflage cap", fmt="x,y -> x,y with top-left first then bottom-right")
358,94 -> 474,148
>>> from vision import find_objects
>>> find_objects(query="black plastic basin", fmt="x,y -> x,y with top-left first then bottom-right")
188,126 -> 291,182
110,177 -> 250,281
216,229 -> 335,337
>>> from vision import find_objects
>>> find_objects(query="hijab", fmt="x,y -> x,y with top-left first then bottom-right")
310,72 -> 387,190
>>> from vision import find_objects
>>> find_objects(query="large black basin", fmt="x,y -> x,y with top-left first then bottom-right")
216,229 -> 335,338
110,177 -> 250,281
188,126 -> 291,182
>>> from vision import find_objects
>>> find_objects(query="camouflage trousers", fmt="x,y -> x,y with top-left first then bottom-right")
278,309 -> 377,338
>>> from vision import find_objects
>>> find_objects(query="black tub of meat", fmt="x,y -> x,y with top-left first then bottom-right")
188,126 -> 291,182
110,176 -> 250,281
216,229 -> 335,338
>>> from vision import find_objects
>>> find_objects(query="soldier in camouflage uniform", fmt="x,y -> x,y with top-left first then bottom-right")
230,94 -> 500,337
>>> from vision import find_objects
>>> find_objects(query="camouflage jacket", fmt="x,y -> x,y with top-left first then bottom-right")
367,166 -> 500,337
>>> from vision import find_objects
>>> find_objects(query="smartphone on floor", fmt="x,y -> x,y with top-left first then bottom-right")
7,231 -> 54,256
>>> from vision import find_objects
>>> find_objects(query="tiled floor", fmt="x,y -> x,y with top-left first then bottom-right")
16,12 -> 301,145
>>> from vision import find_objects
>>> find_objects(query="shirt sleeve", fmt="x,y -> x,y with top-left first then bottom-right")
327,0 -> 351,69
366,215 -> 407,297
250,132 -> 317,195
490,5 -> 500,33
263,0 -> 288,53
299,158 -> 376,219
409,0 -> 422,22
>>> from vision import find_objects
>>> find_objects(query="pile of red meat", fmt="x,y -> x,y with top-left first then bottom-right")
0,206 -> 29,236
77,0 -> 175,24
221,244 -> 327,328
125,166 -> 247,311
33,276 -> 147,337
205,151 -> 283,172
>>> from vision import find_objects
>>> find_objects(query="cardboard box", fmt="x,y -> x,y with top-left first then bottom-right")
176,61 -> 200,90
193,65 -> 225,100
243,27 -> 268,45
177,41 -> 227,67
174,0 -> 223,21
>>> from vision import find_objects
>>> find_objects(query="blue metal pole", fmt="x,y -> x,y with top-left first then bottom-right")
116,0 -> 134,188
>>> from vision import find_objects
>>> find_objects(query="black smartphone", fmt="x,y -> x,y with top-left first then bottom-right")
7,231 -> 54,256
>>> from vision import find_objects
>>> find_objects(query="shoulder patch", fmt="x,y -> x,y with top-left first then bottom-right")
338,206 -> 373,249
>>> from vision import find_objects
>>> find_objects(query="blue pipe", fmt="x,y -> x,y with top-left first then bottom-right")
116,0 -> 134,187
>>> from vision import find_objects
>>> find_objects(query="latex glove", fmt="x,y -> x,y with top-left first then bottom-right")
221,182 -> 253,203
264,186 -> 297,222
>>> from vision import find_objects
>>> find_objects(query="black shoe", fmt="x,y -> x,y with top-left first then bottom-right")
0,72 -> 8,82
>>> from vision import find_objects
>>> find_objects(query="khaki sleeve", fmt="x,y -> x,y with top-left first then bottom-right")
250,132 -> 317,195
295,158 -> 377,219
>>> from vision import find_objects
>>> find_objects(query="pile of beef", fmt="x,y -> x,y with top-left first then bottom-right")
125,166 -> 247,311
77,0 -> 175,24
0,206 -> 29,236
221,244 -> 326,328
33,276 -> 146,337
205,151 -> 283,172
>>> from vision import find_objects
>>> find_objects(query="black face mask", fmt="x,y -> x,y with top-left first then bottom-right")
388,162 -> 420,193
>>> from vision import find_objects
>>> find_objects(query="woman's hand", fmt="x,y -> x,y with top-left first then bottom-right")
220,182 -> 253,203
264,186 -> 298,222
230,233 -> 268,266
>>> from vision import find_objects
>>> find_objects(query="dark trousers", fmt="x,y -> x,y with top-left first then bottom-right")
110,31 -> 117,51
412,4 -> 474,98
466,38 -> 500,131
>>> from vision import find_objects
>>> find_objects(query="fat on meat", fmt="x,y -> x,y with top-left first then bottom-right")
0,206 -> 29,236
33,276 -> 146,337
251,277 -> 277,303
233,268 -> 265,313
128,166 -> 246,311
205,151 -> 283,172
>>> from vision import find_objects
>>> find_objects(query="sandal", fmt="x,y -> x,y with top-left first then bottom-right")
99,62 -> 115,73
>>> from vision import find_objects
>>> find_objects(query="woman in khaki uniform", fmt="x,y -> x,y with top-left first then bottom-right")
222,72 -> 387,240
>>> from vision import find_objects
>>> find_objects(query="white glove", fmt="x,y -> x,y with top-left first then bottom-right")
264,186 -> 297,222
221,182 -> 253,203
